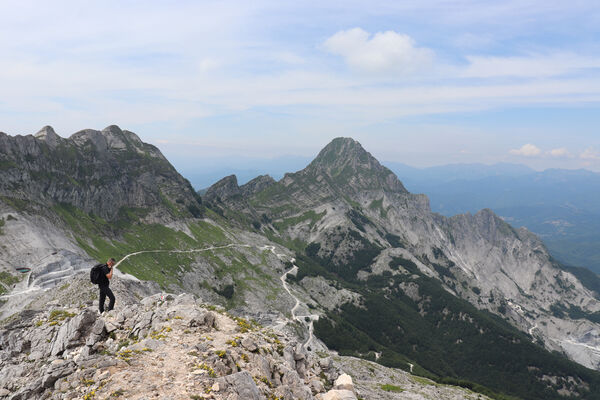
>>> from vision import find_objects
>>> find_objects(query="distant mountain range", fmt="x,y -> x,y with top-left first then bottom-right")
384,162 -> 600,273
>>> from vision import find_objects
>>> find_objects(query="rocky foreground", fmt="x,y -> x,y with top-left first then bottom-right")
0,292 -> 489,400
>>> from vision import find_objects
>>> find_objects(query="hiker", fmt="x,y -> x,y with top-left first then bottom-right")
97,258 -> 116,313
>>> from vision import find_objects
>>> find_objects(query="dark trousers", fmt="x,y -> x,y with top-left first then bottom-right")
99,285 -> 115,313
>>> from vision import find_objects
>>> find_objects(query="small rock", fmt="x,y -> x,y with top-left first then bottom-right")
241,337 -> 258,352
97,370 -> 110,381
309,379 -> 325,394
334,373 -> 354,391
105,321 -> 118,333
319,357 -> 332,370
212,382 -> 220,392
322,389 -> 357,400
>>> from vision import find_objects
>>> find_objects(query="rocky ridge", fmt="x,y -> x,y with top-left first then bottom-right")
211,137 -> 600,372
0,292 -> 488,400
0,125 -> 202,222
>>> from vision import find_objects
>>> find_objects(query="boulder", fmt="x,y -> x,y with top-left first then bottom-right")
334,373 -> 354,391
41,360 -> 76,388
216,371 -> 261,400
241,337 -> 258,352
50,309 -> 97,356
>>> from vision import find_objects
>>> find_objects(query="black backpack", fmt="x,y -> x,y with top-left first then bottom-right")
90,263 -> 105,284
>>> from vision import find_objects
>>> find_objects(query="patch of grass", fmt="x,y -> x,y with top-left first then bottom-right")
192,362 -> 216,378
0,196 -> 29,212
380,384 -> 404,392
0,271 -> 21,287
0,159 -> 17,170
412,376 -> 438,386
48,310 -> 76,323
273,210 -> 326,231
369,198 -> 387,218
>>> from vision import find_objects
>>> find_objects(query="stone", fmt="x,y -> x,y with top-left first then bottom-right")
334,373 -> 354,391
310,379 -> 325,394
319,357 -> 333,370
217,371 -> 261,400
132,310 -> 154,337
105,321 -> 118,333
85,319 -> 106,346
41,361 -> 76,388
203,312 -> 216,328
50,309 -> 97,356
321,389 -> 357,400
241,337 -> 258,352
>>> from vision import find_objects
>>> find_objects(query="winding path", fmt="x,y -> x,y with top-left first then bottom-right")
2,242 -> 321,351
262,245 -> 320,350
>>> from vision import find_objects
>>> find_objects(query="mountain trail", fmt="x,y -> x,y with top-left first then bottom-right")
262,245 -> 320,350
1,242 -> 320,351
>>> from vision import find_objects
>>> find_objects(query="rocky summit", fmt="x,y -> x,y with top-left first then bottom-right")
3,128 -> 600,399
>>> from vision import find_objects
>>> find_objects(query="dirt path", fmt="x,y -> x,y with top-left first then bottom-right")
262,245 -> 320,350
2,242 -> 320,351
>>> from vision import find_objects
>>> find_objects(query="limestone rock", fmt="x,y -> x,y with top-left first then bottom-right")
50,309 -> 97,356
321,389 -> 357,400
334,373 -> 353,391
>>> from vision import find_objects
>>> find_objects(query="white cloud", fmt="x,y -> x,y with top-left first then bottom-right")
581,148 -> 600,160
323,28 -> 433,74
548,148 -> 570,157
510,144 -> 542,156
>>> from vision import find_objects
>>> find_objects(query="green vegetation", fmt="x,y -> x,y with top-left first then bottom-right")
380,384 -> 404,392
53,202 -> 281,305
273,210 -> 325,231
0,217 -> 4,235
389,256 -> 419,273
347,209 -> 372,232
0,196 -> 29,212
48,310 -> 76,323
0,271 -> 22,294
292,231 -> 380,282
384,233 -> 405,248
313,248 -> 600,400
53,203 -> 228,288
561,265 -> 600,299
0,159 -> 17,170
369,198 -> 387,218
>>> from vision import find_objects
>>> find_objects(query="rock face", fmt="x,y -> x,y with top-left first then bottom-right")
0,125 -> 202,221
0,292 -> 490,400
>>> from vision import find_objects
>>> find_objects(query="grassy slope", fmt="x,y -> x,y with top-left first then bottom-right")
52,204 -> 282,306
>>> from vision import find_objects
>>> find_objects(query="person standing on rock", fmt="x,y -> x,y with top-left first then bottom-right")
98,258 -> 116,314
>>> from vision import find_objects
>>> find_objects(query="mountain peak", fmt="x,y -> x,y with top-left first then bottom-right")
306,137 -> 407,193
69,125 -> 146,153
310,137 -> 366,168
34,126 -> 61,148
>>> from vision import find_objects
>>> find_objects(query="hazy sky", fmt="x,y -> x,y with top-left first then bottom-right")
1,1 -> 599,171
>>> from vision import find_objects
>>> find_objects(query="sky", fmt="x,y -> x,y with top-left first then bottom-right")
1,0 -> 600,176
